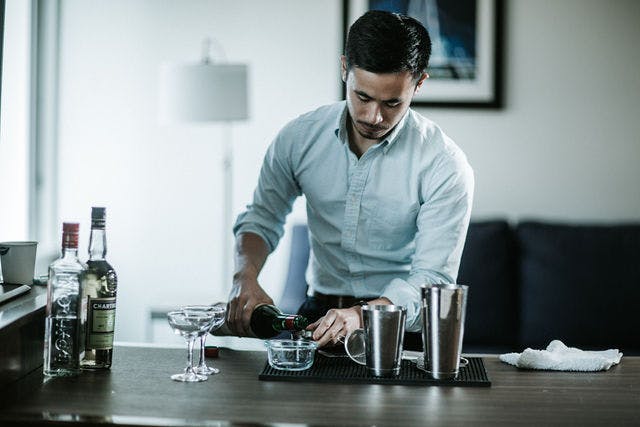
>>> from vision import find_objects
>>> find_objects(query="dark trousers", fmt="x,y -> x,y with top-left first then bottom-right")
297,296 -> 423,352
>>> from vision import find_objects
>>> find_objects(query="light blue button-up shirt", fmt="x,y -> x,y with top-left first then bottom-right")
234,101 -> 474,331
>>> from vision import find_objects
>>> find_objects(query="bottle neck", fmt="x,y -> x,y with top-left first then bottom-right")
61,228 -> 80,259
272,314 -> 309,331
89,228 -> 107,260
62,246 -> 79,259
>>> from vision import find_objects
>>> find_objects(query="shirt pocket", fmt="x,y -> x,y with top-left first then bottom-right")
365,201 -> 420,251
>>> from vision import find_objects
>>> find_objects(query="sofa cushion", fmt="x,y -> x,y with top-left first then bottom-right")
458,220 -> 519,351
517,221 -> 640,353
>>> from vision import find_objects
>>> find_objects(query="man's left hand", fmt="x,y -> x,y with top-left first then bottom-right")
307,297 -> 392,347
307,307 -> 361,347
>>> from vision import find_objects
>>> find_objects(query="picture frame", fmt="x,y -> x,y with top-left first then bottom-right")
343,0 -> 504,108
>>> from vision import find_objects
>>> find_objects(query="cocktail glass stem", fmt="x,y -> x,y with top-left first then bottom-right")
171,336 -> 207,382
195,332 -> 219,375
186,337 -> 196,375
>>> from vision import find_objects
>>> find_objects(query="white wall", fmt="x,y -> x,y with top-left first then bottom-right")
0,0 -> 31,242
53,0 -> 640,343
424,0 -> 640,223
57,0 -> 341,342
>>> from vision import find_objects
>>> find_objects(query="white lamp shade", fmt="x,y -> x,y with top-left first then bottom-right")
159,63 -> 248,123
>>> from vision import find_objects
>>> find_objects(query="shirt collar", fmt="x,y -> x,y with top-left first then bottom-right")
334,102 -> 349,144
381,109 -> 410,154
334,102 -> 411,154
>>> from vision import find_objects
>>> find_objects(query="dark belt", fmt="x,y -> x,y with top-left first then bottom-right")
312,291 -> 377,309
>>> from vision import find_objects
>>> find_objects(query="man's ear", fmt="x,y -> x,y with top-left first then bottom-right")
340,55 -> 348,83
414,72 -> 429,93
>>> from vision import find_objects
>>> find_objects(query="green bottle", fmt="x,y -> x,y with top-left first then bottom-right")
249,304 -> 309,338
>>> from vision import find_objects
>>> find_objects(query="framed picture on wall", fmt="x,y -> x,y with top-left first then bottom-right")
343,0 -> 504,108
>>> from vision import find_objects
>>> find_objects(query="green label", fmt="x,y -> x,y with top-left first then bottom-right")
87,297 -> 116,349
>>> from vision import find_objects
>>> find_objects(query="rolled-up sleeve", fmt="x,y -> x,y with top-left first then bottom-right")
381,150 -> 474,332
233,122 -> 302,252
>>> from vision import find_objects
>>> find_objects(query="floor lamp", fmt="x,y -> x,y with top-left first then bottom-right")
158,44 -> 248,297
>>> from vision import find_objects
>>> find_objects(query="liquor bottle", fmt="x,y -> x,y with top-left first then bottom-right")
80,207 -> 118,369
44,222 -> 85,377
249,304 -> 309,339
212,303 -> 309,339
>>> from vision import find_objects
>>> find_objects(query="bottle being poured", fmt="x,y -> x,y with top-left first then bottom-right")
213,303 -> 309,339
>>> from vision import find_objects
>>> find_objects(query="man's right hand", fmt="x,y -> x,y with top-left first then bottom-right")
227,232 -> 273,337
226,273 -> 274,337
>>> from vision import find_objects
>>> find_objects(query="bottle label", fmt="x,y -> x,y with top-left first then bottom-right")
86,297 -> 116,349
283,315 -> 297,330
46,316 -> 80,370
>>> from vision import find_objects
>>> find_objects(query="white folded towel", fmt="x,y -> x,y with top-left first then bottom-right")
499,340 -> 623,371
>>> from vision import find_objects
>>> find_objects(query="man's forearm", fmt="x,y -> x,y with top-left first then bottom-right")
225,232 -> 273,337
233,232 -> 270,282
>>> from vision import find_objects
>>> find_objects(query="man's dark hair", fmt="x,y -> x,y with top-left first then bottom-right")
345,10 -> 431,81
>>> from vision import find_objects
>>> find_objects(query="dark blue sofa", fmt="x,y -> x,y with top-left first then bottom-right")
279,221 -> 640,355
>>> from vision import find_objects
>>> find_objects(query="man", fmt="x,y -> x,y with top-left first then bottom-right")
226,10 -> 474,348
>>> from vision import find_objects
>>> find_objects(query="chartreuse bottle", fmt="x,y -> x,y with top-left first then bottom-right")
81,207 -> 118,369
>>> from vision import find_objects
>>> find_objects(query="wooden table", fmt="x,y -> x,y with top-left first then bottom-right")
0,345 -> 638,426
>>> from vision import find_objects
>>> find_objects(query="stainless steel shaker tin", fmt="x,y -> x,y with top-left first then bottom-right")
421,284 -> 468,380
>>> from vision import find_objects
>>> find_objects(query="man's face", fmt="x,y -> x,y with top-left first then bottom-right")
342,56 -> 426,142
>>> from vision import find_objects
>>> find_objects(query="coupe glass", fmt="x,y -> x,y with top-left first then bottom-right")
182,304 -> 227,375
167,309 -> 214,382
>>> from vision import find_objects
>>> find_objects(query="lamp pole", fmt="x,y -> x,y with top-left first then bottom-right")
222,126 -> 233,295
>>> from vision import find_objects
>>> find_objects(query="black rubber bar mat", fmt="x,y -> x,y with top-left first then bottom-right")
259,355 -> 491,387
